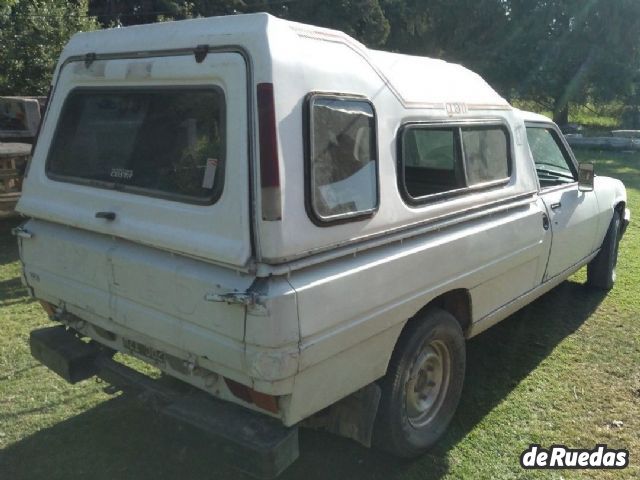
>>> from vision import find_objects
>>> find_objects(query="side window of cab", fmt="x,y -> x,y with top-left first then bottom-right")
525,126 -> 577,188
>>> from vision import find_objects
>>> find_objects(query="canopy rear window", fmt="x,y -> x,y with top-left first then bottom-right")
47,87 -> 225,204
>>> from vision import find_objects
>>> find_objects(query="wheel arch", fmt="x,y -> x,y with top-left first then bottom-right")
418,289 -> 472,334
374,289 -> 469,455
390,289 -> 473,360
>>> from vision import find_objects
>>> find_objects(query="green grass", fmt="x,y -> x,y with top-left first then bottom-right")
1,150 -> 639,479
570,105 -> 621,130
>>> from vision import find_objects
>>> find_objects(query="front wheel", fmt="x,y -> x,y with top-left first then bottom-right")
587,211 -> 621,291
374,308 -> 465,457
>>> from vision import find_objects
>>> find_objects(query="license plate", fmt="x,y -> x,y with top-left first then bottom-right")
123,338 -> 166,365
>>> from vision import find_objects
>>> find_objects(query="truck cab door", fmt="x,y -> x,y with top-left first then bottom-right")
526,124 -> 599,281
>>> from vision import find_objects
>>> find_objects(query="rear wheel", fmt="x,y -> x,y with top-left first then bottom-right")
374,308 -> 465,457
587,211 -> 621,291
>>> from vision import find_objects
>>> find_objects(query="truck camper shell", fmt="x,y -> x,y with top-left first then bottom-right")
19,13 -> 535,270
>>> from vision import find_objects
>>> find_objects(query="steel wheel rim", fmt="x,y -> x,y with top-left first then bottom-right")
405,339 -> 451,428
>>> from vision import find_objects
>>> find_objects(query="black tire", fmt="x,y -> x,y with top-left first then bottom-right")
374,307 -> 465,458
587,211 -> 621,291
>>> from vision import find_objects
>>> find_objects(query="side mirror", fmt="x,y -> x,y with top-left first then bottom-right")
578,163 -> 594,192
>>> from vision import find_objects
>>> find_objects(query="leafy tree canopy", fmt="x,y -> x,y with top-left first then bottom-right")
491,0 -> 640,122
0,0 -> 98,95
2,0 -> 640,125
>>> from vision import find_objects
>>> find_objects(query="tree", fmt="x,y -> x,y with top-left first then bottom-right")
88,0 -> 391,46
380,0 -> 640,124
88,0 -> 196,26
0,0 -> 99,95
277,0 -> 390,47
189,0 -> 257,18
493,0 -> 640,124
378,0 -> 434,54
381,0 -> 510,64
4,0 -> 639,122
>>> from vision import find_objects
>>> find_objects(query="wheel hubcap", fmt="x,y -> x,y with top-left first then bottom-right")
405,339 -> 451,428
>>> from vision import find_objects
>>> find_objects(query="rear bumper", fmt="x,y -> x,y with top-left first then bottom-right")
42,304 -> 294,414
30,325 -> 299,479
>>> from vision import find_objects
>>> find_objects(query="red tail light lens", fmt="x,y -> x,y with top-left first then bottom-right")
257,83 -> 282,221
224,377 -> 279,413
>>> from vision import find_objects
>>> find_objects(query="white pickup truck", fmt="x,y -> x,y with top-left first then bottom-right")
14,13 -> 629,477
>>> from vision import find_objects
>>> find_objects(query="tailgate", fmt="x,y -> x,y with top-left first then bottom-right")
19,218 -> 253,369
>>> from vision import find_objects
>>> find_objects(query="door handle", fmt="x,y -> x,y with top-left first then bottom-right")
542,213 -> 550,230
550,202 -> 562,210
95,211 -> 116,221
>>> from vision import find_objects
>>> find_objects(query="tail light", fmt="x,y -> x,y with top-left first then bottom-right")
39,300 -> 56,318
224,377 -> 279,413
257,83 -> 282,221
